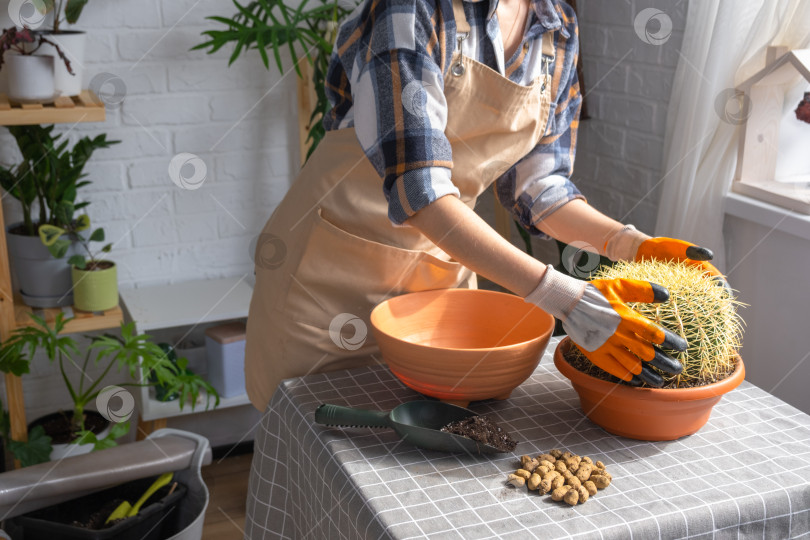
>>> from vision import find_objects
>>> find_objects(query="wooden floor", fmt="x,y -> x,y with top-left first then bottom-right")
201,452 -> 252,540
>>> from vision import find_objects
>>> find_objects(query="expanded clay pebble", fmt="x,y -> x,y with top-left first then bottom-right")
563,489 -> 579,506
506,474 -> 525,488
551,486 -> 571,501
591,474 -> 611,489
521,455 -> 540,473
537,453 -> 556,463
575,463 -> 593,483
539,460 -> 555,471
505,450 -> 612,506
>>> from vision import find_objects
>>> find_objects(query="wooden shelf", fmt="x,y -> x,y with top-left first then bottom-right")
13,294 -> 123,334
0,90 -> 105,126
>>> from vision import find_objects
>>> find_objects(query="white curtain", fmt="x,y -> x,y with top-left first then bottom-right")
654,0 -> 810,271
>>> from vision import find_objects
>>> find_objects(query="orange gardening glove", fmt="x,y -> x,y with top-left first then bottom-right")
576,279 -> 686,386
605,225 -> 731,294
525,266 -> 687,387
636,237 -> 721,277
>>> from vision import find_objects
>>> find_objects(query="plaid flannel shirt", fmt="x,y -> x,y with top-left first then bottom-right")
323,0 -> 584,235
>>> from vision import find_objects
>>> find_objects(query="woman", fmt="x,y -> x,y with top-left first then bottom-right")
244,0 -> 723,414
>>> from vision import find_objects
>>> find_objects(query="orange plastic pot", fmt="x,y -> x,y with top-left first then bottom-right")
554,337 -> 745,440
370,289 -> 555,407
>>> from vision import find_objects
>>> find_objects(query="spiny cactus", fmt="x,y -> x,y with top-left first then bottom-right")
571,260 -> 744,388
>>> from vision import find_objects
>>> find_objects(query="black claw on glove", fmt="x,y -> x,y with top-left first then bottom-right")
649,346 -> 684,375
637,365 -> 665,387
650,283 -> 670,303
685,245 -> 714,261
661,329 -> 688,352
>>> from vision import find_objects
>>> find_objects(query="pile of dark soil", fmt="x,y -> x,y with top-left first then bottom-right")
28,410 -> 108,444
440,415 -> 517,452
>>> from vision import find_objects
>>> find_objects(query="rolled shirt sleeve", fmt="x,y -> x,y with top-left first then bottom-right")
496,5 -> 584,237
350,0 -> 459,225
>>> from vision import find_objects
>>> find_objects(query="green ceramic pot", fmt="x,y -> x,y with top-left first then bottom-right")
71,261 -> 118,312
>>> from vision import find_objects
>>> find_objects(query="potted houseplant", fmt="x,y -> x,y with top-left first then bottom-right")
21,0 -> 93,96
0,26 -> 73,102
554,259 -> 746,441
1,313 -> 220,463
39,220 -> 117,312
0,124 -> 118,308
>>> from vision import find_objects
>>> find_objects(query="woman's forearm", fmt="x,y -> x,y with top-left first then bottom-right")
534,199 -> 626,256
407,195 -> 549,296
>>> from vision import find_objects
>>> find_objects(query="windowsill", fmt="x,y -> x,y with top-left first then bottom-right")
724,191 -> 810,241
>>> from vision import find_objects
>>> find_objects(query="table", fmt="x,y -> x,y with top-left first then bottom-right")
245,337 -> 810,539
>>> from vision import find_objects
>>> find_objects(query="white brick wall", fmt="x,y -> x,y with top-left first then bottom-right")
0,0 -> 299,445
574,0 -> 688,234
0,0 -> 299,289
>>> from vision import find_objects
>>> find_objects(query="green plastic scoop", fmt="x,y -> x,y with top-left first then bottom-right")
104,472 -> 174,523
314,401 -> 507,454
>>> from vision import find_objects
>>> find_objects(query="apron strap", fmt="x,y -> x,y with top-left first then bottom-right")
452,0 -> 470,36
540,30 -> 555,59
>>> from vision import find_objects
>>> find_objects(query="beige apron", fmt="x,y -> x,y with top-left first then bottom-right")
246,0 -> 557,411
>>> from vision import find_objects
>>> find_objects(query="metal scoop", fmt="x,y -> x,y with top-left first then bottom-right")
314,400 -> 509,454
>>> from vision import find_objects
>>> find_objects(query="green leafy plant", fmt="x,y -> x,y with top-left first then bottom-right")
0,403 -> 53,468
193,0 -> 359,160
0,345 -> 53,467
0,124 -> 118,245
0,314 -> 220,464
33,0 -> 94,33
40,220 -> 110,269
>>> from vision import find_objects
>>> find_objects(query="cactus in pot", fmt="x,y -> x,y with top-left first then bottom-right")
567,259 -> 744,388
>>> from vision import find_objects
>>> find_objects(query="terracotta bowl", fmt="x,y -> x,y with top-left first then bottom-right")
370,288 -> 555,407
553,337 -> 745,441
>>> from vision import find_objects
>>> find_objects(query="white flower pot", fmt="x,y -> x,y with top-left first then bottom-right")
5,54 -> 55,103
37,30 -> 85,97
49,421 -> 111,461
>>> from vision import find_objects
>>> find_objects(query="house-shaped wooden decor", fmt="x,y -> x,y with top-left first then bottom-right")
733,46 -> 810,213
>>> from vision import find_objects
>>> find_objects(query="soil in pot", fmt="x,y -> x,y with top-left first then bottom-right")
563,346 -> 737,389
440,415 -> 517,452
29,410 -> 108,444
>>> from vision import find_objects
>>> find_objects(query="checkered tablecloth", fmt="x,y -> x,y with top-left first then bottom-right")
244,337 -> 810,539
